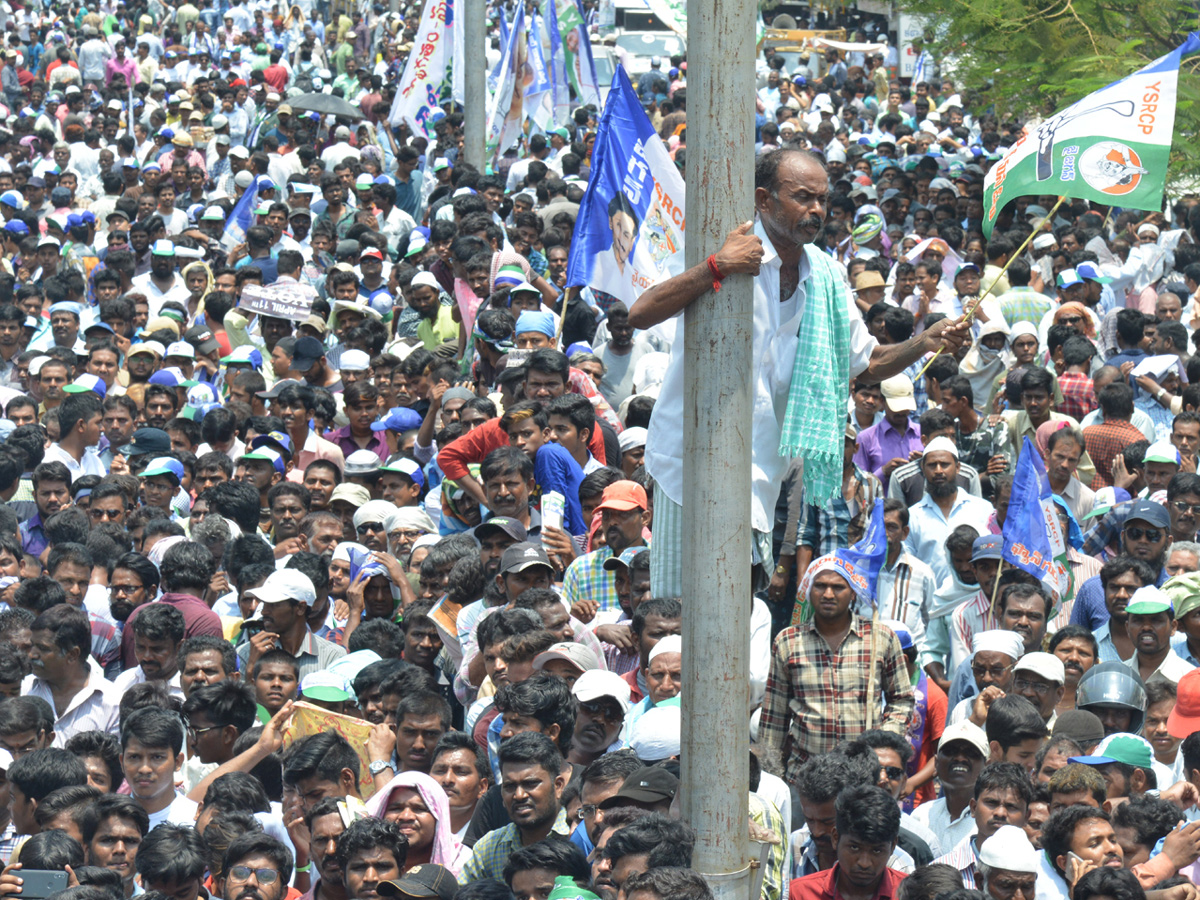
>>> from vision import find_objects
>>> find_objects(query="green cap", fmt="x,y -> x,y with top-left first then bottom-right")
546,877 -> 601,900
1125,585 -> 1174,616
1088,733 -> 1154,769
1163,571 -> 1200,619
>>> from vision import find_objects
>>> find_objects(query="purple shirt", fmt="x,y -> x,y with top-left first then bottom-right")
327,425 -> 389,462
853,417 -> 922,487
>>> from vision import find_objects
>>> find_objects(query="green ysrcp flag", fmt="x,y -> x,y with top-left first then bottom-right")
982,32 -> 1200,237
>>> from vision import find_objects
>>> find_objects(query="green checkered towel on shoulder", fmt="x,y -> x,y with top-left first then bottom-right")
777,245 -> 852,505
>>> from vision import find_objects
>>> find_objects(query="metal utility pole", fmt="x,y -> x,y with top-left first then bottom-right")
462,0 -> 487,170
680,0 -> 754,892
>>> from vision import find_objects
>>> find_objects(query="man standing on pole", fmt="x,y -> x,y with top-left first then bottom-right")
630,149 -> 969,597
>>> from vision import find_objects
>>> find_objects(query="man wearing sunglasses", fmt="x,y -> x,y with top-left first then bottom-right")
219,833 -> 294,900
1071,500 -> 1172,631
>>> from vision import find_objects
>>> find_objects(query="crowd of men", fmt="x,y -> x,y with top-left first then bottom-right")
0,4 -> 1198,900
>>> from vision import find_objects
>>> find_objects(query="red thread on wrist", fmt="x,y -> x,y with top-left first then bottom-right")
707,254 -> 725,292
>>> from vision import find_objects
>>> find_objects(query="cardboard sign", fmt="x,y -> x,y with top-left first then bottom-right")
282,701 -> 377,799
238,281 -> 317,323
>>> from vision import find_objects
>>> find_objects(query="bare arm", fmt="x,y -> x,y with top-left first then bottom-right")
627,221 -> 765,330
864,317 -> 970,382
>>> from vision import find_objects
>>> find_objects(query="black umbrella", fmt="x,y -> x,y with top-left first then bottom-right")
285,92 -> 366,121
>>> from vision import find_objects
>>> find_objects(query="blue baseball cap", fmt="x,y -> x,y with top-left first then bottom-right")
379,455 -> 424,489
1075,262 -> 1114,285
371,407 -> 424,433
971,534 -> 1003,562
3,220 -> 28,235
142,457 -> 185,484
251,430 -> 294,460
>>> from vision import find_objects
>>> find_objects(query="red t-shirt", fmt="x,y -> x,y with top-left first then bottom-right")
912,677 -> 947,807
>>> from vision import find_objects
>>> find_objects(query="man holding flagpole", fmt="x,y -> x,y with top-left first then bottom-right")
631,149 -> 969,598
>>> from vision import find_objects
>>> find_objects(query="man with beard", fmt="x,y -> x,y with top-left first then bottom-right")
335,818 -> 405,900
131,241 -> 192,317
903,437 -> 994,587
1093,556 -> 1158,664
790,785 -> 905,900
218,833 -> 293,900
107,553 -> 160,627
112,604 -> 185,699
236,569 -> 345,680
123,343 -> 162,388
568,670 -> 630,766
100,398 -> 139,468
300,798 -> 348,900
460,733 -> 571,882
82,795 -> 151,900
1072,501 -> 1171,630
563,481 -> 649,618
20,461 -> 72,557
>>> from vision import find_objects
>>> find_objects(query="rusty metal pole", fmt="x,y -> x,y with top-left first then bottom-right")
679,0 -> 755,890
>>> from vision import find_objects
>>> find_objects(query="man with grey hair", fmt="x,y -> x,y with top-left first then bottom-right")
1166,541 -> 1200,577
976,825 -> 1039,900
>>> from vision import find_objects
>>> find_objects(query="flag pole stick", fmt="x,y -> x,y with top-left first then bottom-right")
912,194 -> 1068,381
989,559 -> 1006,620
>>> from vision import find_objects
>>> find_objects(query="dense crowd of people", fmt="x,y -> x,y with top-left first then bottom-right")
0,5 -> 1198,900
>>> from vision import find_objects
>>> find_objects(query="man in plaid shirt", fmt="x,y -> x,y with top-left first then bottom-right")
758,553 -> 914,783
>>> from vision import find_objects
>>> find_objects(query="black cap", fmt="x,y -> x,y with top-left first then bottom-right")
256,378 -> 301,399
185,324 -> 219,355
378,866 -> 457,900
290,336 -> 325,372
598,766 -> 679,809
118,427 -> 172,457
499,542 -> 552,575
475,517 -> 528,543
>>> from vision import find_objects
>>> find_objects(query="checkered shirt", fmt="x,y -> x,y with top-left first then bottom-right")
458,809 -> 571,883
1083,419 -> 1147,488
1058,372 -> 1098,421
757,614 -> 914,782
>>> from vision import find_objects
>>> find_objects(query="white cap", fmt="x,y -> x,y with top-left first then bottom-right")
979,825 -> 1040,874
411,272 -> 441,291
618,426 -> 648,453
1032,233 -> 1058,250
247,569 -> 317,608
572,669 -> 632,714
971,629 -> 1024,660
880,374 -> 916,412
648,634 -> 681,662
339,349 -> 371,372
1013,651 -> 1065,685
165,340 -> 195,359
628,705 -> 681,760
924,435 -> 960,459
938,719 -> 989,757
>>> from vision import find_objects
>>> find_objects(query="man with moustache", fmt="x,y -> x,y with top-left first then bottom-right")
219,833 -> 293,900
631,149 -> 967,597
299,798 -> 348,900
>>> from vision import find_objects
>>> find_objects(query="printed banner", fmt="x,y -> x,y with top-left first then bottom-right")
1001,436 -> 1069,598
565,66 -> 686,314
238,281 -> 318,323
486,4 -> 527,164
283,702 -> 377,799
983,32 -> 1200,236
389,0 -> 453,138
542,0 -> 571,125
526,13 -> 554,132
554,0 -> 602,109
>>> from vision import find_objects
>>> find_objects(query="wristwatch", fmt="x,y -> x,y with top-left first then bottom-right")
368,759 -> 394,776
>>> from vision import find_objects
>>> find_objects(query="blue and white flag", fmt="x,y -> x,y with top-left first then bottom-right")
486,4 -> 527,164
565,66 -> 685,317
222,175 -> 261,251
1002,436 -> 1069,597
388,0 -> 453,137
541,0 -> 571,125
796,500 -> 889,608
525,13 -> 554,132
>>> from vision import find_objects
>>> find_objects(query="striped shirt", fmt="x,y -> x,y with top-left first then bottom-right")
932,834 -> 979,888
